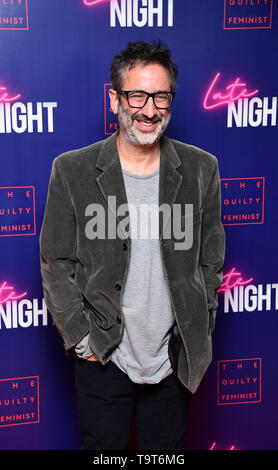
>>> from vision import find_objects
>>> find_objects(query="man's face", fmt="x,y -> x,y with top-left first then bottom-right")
110,63 -> 172,146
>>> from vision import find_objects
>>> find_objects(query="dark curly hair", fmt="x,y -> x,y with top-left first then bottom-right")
110,40 -> 178,92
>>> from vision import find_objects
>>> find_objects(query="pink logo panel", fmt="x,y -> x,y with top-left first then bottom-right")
224,0 -> 273,30
218,358 -> 262,405
0,376 -> 40,427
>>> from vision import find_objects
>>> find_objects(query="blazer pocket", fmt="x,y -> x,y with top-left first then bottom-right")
82,294 -> 114,330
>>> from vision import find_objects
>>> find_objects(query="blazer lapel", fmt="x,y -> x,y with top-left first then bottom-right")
158,135 -> 183,240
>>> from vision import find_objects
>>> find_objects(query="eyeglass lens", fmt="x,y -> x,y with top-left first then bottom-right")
128,91 -> 172,108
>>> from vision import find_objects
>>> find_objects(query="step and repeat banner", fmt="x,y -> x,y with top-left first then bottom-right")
0,0 -> 277,451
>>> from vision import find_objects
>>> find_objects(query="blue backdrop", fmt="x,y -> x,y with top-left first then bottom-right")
0,0 -> 277,450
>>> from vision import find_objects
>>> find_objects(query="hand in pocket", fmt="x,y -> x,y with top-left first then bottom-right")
86,353 -> 99,361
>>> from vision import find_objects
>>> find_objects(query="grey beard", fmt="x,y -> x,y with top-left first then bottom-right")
117,103 -> 171,146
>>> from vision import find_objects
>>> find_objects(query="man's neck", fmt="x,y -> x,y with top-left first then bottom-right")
117,131 -> 161,176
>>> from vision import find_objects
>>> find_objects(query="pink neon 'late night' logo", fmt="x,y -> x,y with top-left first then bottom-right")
83,0 -> 109,5
0,281 -> 27,304
217,267 -> 254,292
203,72 -> 259,110
0,85 -> 21,103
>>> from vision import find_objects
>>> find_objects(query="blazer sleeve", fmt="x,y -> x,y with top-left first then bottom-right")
39,158 -> 90,351
200,157 -> 226,333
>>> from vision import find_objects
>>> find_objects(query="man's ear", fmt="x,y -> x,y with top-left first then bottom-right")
109,89 -> 119,115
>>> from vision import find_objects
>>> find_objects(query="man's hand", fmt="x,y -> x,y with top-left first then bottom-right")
86,353 -> 99,361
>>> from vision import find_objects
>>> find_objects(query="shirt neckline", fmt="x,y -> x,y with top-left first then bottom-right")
122,166 -> 160,179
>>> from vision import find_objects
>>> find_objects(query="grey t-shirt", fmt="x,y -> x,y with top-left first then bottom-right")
75,166 -> 175,384
110,166 -> 175,384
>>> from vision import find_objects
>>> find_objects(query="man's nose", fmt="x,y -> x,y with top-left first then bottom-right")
142,96 -> 157,118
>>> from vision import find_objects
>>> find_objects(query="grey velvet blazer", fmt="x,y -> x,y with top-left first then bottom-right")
39,130 -> 226,394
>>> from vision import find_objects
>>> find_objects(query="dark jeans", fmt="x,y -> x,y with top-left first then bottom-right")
74,357 -> 191,450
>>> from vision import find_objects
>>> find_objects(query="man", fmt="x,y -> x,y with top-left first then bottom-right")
39,40 -> 226,450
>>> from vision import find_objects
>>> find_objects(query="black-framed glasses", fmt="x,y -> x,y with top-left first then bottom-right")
116,89 -> 175,109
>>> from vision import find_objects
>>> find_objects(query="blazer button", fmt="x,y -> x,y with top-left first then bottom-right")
116,316 -> 122,324
123,241 -> 128,251
114,282 -> 121,291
